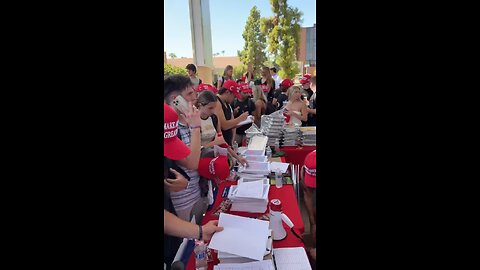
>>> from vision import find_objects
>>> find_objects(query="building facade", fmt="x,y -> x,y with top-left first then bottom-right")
297,24 -> 316,75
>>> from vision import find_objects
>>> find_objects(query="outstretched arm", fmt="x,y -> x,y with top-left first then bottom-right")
164,210 -> 223,241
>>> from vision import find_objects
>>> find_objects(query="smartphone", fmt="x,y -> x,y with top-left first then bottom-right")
172,95 -> 190,114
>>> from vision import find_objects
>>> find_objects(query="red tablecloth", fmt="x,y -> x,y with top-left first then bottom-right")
277,146 -> 317,168
185,163 -> 305,270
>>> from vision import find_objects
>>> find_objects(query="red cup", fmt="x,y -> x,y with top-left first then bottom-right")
283,112 -> 291,123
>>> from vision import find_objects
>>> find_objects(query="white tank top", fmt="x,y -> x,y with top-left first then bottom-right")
200,117 -> 217,146
289,111 -> 303,126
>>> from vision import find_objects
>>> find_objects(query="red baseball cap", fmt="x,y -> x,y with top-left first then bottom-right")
198,156 -> 230,181
196,83 -> 217,93
164,103 -> 191,160
304,150 -> 316,188
238,82 -> 252,93
299,74 -> 312,85
280,79 -> 294,88
222,80 -> 242,99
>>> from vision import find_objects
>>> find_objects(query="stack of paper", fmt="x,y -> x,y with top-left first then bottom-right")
218,230 -> 273,264
228,181 -> 270,213
273,247 -> 312,270
214,259 -> 275,270
237,161 -> 270,175
208,213 -> 270,261
238,177 -> 269,185
241,155 -> 268,162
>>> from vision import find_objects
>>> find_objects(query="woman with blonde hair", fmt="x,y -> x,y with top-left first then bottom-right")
252,85 -> 267,127
284,85 -> 308,127
257,66 -> 276,104
217,65 -> 234,90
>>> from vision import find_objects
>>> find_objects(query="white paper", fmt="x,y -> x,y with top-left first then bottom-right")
238,162 -> 270,175
248,135 -> 268,150
238,177 -> 269,186
242,149 -> 265,156
209,213 -> 270,261
214,259 -> 275,270
273,247 -> 312,270
236,115 -> 254,128
218,229 -> 272,259
237,173 -> 267,179
269,162 -> 290,173
242,155 -> 268,162
235,180 -> 264,199
230,184 -> 270,213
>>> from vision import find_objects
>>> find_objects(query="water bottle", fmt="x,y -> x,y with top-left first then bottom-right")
194,240 -> 208,270
233,141 -> 238,154
275,168 -> 283,188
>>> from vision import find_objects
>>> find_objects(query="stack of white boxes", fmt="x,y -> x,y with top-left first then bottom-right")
299,126 -> 316,146
280,126 -> 301,147
260,111 -> 285,148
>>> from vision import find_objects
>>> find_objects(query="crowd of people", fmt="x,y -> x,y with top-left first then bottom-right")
163,63 -> 317,269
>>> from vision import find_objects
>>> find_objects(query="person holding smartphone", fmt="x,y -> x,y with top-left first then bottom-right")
163,102 -> 193,268
164,75 -> 201,171
164,75 -> 208,222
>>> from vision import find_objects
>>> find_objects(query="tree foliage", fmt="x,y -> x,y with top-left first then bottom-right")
261,0 -> 303,79
168,53 -> 177,59
238,6 -> 267,77
164,63 -> 186,76
233,63 -> 247,80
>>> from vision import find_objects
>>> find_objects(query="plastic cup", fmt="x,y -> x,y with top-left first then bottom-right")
275,169 -> 283,188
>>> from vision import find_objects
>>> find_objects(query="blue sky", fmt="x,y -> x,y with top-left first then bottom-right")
164,0 -> 316,58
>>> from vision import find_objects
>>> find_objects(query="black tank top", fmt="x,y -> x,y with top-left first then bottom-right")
218,97 -> 234,146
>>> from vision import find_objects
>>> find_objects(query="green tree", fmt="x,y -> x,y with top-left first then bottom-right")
233,63 -> 247,80
261,0 -> 303,79
168,53 -> 177,59
238,6 -> 267,76
164,63 -> 186,75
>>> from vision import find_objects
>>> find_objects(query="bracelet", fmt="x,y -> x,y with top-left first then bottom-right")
198,225 -> 203,240
190,125 -> 201,129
